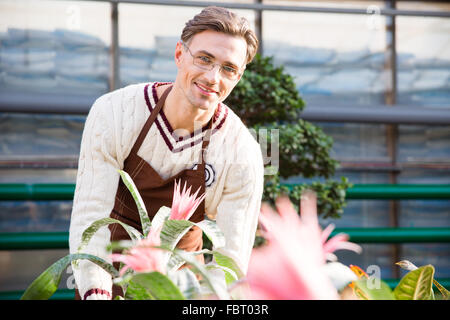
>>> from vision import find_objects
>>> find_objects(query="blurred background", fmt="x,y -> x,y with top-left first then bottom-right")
0,0 -> 449,298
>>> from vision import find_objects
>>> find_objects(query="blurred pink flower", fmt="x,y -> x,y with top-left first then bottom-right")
169,180 -> 206,221
321,224 -> 362,262
111,226 -> 165,276
247,190 -> 361,300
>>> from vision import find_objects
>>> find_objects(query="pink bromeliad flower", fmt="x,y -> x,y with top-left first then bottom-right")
247,190 -> 361,300
111,226 -> 166,276
169,180 -> 206,221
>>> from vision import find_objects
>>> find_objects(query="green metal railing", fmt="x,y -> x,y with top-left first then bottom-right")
0,183 -> 75,201
0,289 -> 76,300
283,183 -> 450,200
1,183 -> 450,201
1,227 -> 450,251
344,184 -> 450,200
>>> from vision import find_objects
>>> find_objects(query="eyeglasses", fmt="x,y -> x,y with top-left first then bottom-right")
181,41 -> 244,81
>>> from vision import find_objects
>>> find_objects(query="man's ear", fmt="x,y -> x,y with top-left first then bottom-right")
174,41 -> 184,67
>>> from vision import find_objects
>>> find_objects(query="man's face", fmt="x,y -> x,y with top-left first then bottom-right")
174,30 -> 247,112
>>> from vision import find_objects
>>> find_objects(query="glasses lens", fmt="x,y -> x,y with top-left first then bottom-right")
193,56 -> 212,69
188,46 -> 240,80
221,66 -> 239,80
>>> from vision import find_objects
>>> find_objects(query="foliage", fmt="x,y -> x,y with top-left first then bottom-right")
21,253 -> 118,300
393,265 -> 435,300
349,263 -> 449,300
263,176 -> 351,220
225,55 -> 305,127
21,170 -> 241,300
225,54 -> 350,219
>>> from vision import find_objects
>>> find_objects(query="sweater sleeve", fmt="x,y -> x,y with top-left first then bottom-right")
214,135 -> 264,276
69,94 -> 121,300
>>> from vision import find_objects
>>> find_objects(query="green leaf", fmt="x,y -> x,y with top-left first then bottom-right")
118,170 -> 151,237
124,280 -> 155,300
159,218 -> 191,272
169,268 -> 202,299
166,248 -> 210,272
21,253 -> 118,300
396,260 -> 449,300
394,265 -> 435,300
206,264 -> 238,285
194,220 -> 225,249
107,239 -> 134,252
160,219 -> 193,250
151,206 -> 172,231
78,217 -> 142,252
213,251 -> 244,284
167,252 -> 187,272
128,272 -> 185,300
353,279 -> 395,300
173,250 -> 230,300
433,279 -> 450,300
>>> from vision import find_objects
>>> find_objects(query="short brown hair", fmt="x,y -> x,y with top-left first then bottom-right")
181,6 -> 259,65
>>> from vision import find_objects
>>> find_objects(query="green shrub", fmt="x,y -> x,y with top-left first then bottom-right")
225,54 -> 351,219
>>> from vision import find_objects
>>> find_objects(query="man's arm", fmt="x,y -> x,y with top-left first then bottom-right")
69,95 -> 121,300
214,139 -> 264,276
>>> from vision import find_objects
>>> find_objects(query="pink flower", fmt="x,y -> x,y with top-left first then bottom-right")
169,179 -> 206,221
321,224 -> 362,262
247,191 -> 361,300
111,226 -> 166,276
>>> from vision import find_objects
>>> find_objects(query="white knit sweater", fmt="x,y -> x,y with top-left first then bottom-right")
69,82 -> 264,299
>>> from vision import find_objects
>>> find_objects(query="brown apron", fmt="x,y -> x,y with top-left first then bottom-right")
75,85 -> 210,299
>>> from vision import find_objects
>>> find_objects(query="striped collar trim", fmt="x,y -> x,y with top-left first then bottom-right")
144,82 -> 228,153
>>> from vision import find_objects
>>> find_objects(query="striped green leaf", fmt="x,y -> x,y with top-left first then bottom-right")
167,252 -> 187,272
160,218 -> 226,252
21,253 -> 118,300
205,264 -> 238,285
394,265 -> 435,300
160,219 -> 193,250
173,250 -> 230,300
213,251 -> 243,284
78,217 -> 142,252
353,279 -> 395,300
194,220 -> 225,249
159,219 -> 193,270
124,280 -> 155,300
151,206 -> 171,232
118,170 -> 151,237
128,272 -> 185,300
169,268 -> 202,299
167,249 -> 212,272
432,279 -> 450,300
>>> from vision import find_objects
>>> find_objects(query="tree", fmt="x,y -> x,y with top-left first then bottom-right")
225,54 -> 351,219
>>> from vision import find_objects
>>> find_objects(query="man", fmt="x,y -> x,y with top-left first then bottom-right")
69,6 -> 264,300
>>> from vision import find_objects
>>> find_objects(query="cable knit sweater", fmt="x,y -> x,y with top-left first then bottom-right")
69,82 -> 264,299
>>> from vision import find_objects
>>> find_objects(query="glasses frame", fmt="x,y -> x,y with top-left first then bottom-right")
181,41 -> 245,81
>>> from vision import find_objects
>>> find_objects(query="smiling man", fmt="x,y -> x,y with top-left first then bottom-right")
69,6 -> 264,300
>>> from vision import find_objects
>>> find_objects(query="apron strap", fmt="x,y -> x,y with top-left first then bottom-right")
130,85 -> 172,156
131,83 -> 213,167
198,115 -> 213,167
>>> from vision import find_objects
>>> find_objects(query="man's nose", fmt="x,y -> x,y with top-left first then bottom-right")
204,64 -> 221,83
